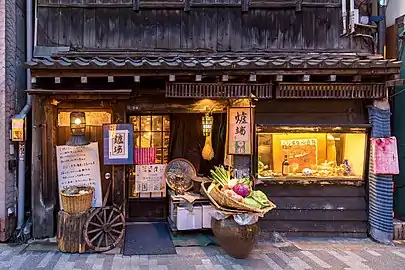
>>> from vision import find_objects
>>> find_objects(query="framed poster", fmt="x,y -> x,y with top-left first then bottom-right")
228,107 -> 253,155
135,164 -> 166,193
103,124 -> 134,165
56,142 -> 103,208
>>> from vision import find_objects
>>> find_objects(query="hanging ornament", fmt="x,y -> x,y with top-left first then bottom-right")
201,113 -> 214,160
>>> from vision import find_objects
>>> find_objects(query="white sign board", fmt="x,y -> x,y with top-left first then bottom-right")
135,164 -> 166,193
56,142 -> 102,207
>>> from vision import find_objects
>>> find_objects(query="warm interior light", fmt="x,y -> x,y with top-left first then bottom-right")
74,118 -> 82,125
202,113 -> 213,137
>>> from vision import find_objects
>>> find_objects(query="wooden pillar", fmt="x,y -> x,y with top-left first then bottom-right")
111,102 -> 126,207
32,96 -> 56,238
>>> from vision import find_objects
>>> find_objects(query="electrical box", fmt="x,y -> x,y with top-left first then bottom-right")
11,116 -> 26,142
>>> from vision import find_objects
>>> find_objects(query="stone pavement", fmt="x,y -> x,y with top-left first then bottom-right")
2,238 -> 405,269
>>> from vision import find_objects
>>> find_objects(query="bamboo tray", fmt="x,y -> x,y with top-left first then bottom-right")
201,181 -> 276,216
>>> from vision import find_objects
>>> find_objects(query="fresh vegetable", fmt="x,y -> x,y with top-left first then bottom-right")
227,179 -> 238,189
223,189 -> 244,202
232,183 -> 250,198
210,165 -> 230,187
250,190 -> 269,206
244,197 -> 262,208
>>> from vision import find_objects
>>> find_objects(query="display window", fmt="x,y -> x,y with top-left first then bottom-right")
256,126 -> 368,180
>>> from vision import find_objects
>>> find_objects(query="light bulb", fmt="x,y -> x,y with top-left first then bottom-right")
74,118 -> 81,125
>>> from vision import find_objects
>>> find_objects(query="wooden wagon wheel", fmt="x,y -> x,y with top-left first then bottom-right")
83,206 -> 125,252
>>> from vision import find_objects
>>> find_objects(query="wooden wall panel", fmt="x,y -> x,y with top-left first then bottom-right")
258,184 -> 368,238
36,7 -> 371,53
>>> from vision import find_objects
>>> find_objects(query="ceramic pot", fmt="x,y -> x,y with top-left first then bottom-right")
211,216 -> 259,259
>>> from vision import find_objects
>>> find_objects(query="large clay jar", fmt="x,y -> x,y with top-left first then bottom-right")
211,217 -> 260,259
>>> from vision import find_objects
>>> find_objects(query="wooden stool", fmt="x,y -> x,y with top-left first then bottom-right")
57,210 -> 90,253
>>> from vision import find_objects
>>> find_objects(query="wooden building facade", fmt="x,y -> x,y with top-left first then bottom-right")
28,0 -> 400,238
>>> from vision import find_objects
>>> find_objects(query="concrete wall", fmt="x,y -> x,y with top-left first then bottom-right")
0,0 -> 26,242
387,0 -> 405,27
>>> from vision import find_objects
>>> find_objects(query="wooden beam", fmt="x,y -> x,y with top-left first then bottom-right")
37,1 -> 342,8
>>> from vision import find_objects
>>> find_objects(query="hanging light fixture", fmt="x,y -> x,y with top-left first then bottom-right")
202,113 -> 214,161
202,113 -> 213,137
67,112 -> 88,146
70,112 -> 86,136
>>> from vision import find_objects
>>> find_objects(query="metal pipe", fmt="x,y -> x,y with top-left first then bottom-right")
16,0 -> 33,230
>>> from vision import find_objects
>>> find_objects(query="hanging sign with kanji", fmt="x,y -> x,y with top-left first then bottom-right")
103,124 -> 134,165
228,107 -> 252,155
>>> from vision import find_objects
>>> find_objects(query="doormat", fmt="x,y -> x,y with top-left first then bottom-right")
170,231 -> 218,247
123,223 -> 176,256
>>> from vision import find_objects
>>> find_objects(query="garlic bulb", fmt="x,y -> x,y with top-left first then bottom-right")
202,135 -> 215,161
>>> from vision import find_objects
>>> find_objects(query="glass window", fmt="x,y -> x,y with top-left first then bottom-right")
257,126 -> 367,180
128,115 -> 171,199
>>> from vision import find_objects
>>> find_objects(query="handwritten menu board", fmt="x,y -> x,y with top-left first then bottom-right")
56,142 -> 102,207
280,139 -> 318,170
135,164 -> 166,193
228,107 -> 252,155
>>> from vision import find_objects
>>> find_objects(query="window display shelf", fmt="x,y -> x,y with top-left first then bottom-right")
257,126 -> 368,181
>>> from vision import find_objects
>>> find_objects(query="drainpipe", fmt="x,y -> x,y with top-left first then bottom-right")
16,0 -> 33,230
378,0 -> 388,56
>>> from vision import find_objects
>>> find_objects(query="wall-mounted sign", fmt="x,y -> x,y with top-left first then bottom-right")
135,164 -> 166,193
228,107 -> 252,155
56,142 -> 102,207
103,124 -> 134,165
11,117 -> 25,142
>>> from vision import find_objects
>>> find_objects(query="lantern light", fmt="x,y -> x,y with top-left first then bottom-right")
70,112 -> 86,136
202,113 -> 213,137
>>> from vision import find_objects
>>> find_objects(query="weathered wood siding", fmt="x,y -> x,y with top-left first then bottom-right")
36,4 -> 370,53
259,184 -> 368,237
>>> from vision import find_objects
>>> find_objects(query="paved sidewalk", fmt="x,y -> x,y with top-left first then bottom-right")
1,238 -> 405,269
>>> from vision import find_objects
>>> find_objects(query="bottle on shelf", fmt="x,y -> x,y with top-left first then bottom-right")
282,155 -> 290,176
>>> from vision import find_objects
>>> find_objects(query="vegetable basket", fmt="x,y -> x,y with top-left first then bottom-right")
202,181 -> 276,215
60,186 -> 94,214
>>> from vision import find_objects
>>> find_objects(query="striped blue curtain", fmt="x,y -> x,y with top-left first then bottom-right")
368,106 -> 393,244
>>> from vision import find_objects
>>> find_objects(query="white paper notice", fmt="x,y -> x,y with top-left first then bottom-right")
56,142 -> 102,208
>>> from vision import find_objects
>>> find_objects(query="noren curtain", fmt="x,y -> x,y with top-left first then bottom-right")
169,113 -> 226,175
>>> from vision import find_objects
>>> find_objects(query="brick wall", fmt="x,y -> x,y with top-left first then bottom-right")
0,0 -> 26,242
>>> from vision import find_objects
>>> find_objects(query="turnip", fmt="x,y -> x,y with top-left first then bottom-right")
232,183 -> 250,198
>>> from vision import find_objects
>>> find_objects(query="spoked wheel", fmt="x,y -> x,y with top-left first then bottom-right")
83,206 -> 125,252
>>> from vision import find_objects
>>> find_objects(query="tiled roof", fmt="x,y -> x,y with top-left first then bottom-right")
26,54 -> 401,71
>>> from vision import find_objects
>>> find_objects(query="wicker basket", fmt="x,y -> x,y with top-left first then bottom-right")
60,186 -> 94,214
202,181 -> 276,215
